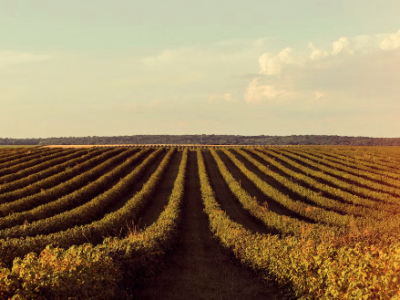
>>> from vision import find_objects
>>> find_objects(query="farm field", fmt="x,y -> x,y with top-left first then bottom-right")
0,145 -> 399,299
0,145 -> 38,149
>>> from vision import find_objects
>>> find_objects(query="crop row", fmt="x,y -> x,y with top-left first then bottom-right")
0,148 -> 62,177
253,149 -> 400,240
0,148 -> 101,191
219,149 -> 354,228
277,148 -> 400,205
308,146 -> 400,171
244,149 -> 394,220
0,148 -> 174,265
0,147 -> 141,228
0,148 -> 44,164
197,148 -> 400,300
0,148 -> 187,299
263,148 -> 400,210
209,149 -> 341,240
306,147 -> 400,178
0,147 -> 126,205
242,149 -> 400,242
286,147 -> 400,191
0,147 -> 154,238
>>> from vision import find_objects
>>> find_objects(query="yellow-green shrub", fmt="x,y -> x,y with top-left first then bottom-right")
0,244 -> 119,300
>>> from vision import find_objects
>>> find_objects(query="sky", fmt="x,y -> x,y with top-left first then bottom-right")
1,0 -> 399,138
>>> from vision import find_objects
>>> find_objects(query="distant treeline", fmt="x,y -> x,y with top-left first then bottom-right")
1,135 -> 400,146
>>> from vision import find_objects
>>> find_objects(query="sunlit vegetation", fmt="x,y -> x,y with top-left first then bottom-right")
0,145 -> 399,299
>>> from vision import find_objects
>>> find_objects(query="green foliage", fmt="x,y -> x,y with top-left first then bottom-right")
197,148 -> 400,300
0,148 -> 188,299
0,146 -> 399,299
0,244 -> 119,300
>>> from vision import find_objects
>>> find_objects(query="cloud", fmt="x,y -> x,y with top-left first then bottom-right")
308,42 -> 329,60
332,37 -> 352,55
380,29 -> 400,50
0,51 -> 52,66
208,93 -> 236,103
244,78 -> 292,104
250,29 -> 400,107
259,48 -> 301,76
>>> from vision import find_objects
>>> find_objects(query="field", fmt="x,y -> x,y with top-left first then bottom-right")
0,145 -> 38,149
0,145 -> 399,299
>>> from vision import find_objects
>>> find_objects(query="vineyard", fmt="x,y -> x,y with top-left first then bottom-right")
0,145 -> 399,299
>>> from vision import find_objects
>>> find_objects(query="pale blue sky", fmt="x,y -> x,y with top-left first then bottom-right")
1,0 -> 399,138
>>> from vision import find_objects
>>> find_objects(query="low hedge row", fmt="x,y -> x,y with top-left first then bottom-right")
209,149 -> 341,241
311,146 -> 400,173
305,147 -> 400,180
286,147 -> 400,192
243,149 -> 400,243
220,149 -> 351,228
0,148 -> 173,266
247,148 -> 394,219
0,148 -> 188,299
0,148 -> 46,164
0,148 -> 63,177
241,150 -> 393,219
263,148 -> 400,212
0,148 -> 141,230
0,148 -> 99,190
0,148 -> 158,239
277,148 -> 400,205
0,147 -> 127,206
198,149 -> 400,300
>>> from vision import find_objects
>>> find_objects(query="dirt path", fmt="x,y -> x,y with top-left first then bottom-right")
131,151 -> 291,300
136,151 -> 183,230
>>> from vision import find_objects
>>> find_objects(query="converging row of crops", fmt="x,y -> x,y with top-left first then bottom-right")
0,145 -> 399,299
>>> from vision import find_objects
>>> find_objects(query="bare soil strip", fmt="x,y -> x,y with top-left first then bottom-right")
131,151 -> 290,300
136,151 -> 183,230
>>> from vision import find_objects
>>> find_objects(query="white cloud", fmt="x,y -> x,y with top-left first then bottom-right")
380,29 -> 400,50
0,51 -> 52,66
244,78 -> 290,104
332,37 -> 353,55
308,42 -> 328,60
259,48 -> 300,76
208,93 -> 236,103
